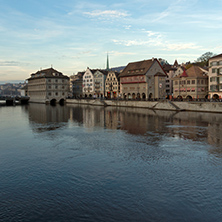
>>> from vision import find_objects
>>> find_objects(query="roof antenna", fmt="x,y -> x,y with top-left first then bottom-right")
51,64 -> 53,68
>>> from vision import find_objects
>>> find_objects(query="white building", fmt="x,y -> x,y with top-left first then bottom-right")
208,53 -> 222,99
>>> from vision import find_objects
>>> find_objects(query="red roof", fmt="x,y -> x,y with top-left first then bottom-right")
180,69 -> 188,77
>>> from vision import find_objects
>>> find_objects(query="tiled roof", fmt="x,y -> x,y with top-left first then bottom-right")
119,59 -> 155,77
175,65 -> 207,78
28,68 -> 69,80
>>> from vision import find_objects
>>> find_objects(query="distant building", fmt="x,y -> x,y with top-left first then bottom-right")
27,68 -> 69,104
119,58 -> 167,99
172,65 -> 208,100
162,64 -> 177,97
208,53 -> 222,99
70,72 -> 84,98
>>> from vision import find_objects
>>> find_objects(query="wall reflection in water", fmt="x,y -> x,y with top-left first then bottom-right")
68,104 -> 222,149
25,104 -> 69,133
26,103 -> 222,148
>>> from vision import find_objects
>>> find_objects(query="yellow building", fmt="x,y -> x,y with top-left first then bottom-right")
172,65 -> 208,100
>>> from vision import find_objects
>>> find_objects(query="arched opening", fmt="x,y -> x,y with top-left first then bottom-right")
50,99 -> 57,106
59,98 -> 65,106
123,93 -> 127,100
213,94 -> 219,100
137,93 -> 141,100
142,93 -> 146,100
128,93 -> 131,99
186,95 -> 193,101
85,94 -> 87,98
89,94 -> 92,98
132,93 -> 136,100
176,95 -> 183,101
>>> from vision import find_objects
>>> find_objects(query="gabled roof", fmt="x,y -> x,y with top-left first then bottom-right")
173,60 -> 179,67
119,59 -> 156,77
180,69 -> 188,77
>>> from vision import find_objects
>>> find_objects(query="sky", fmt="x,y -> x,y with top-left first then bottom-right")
0,0 -> 222,83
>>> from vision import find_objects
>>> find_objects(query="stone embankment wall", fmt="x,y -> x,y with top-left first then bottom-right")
66,99 -> 222,113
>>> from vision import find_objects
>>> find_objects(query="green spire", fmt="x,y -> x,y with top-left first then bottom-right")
106,53 -> 110,71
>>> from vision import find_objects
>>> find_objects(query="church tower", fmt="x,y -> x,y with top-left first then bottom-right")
106,53 -> 110,71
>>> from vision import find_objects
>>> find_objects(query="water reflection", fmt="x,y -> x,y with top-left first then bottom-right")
26,103 -> 222,148
26,104 -> 69,132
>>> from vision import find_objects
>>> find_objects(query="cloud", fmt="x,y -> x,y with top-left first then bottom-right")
112,29 -> 200,51
84,10 -> 129,18
163,43 -> 200,51
0,61 -> 20,66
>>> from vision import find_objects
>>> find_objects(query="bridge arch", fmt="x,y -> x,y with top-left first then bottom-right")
59,98 -> 65,106
50,99 -> 57,106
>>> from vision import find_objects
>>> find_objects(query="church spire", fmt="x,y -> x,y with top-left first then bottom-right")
106,53 -> 110,71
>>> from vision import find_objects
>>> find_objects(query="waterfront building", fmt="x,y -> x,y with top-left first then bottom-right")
162,64 -> 177,97
94,70 -> 108,98
82,68 -> 97,97
71,72 -> 84,98
172,65 -> 208,100
27,68 -> 69,104
105,71 -> 120,99
208,53 -> 222,99
119,58 -> 167,99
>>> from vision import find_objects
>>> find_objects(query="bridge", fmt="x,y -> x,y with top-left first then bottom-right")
0,96 -> 29,106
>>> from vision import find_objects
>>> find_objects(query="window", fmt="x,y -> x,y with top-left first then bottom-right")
192,80 -> 195,84
212,68 -> 216,73
187,80 -> 190,84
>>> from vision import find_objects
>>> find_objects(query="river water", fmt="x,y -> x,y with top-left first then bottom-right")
0,104 -> 222,222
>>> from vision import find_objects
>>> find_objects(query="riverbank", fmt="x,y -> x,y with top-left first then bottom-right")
66,99 -> 222,113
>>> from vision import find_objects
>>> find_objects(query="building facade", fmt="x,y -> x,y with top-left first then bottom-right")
82,68 -> 97,97
163,64 -> 177,97
71,72 -> 84,98
27,68 -> 69,104
119,59 -> 167,99
105,71 -> 120,99
172,65 -> 208,100
208,53 -> 222,99
94,70 -> 108,98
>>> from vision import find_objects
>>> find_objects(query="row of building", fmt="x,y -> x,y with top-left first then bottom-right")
26,53 -> 222,104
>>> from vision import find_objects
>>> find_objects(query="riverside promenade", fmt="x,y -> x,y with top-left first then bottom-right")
66,98 -> 222,113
